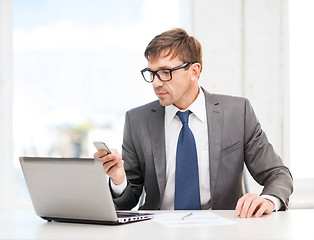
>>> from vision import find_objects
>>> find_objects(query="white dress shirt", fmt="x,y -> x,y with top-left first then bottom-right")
160,89 -> 210,209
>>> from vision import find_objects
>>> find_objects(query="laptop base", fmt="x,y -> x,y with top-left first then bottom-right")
42,213 -> 153,225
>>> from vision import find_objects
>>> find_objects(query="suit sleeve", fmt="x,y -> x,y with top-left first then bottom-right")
112,111 -> 144,210
243,99 -> 293,210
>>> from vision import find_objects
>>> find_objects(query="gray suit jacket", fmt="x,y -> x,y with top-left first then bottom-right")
112,88 -> 293,210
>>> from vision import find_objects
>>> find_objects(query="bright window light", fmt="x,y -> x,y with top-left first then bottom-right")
13,0 -> 182,207
290,0 -> 314,178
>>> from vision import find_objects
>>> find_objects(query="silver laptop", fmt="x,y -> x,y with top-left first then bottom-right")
19,156 -> 153,224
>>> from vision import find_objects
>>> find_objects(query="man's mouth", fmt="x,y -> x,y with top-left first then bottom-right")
155,91 -> 169,98
154,87 -> 169,98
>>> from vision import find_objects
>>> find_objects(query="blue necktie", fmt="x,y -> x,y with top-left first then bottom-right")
174,111 -> 201,210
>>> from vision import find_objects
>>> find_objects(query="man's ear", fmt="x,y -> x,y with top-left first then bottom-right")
191,63 -> 201,81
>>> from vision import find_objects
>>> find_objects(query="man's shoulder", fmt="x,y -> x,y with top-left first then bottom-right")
212,93 -> 248,104
202,88 -> 249,106
126,100 -> 163,116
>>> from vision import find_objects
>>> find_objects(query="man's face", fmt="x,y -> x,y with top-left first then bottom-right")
148,53 -> 198,110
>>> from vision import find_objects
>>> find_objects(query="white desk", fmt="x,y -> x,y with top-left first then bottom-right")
0,209 -> 313,240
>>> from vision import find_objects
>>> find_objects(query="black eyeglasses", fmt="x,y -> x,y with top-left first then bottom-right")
141,62 -> 191,83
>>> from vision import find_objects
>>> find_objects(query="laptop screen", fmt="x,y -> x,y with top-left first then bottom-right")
20,157 -> 119,222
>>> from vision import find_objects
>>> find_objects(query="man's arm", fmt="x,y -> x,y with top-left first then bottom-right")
236,99 -> 293,217
94,145 -> 142,210
111,110 -> 146,210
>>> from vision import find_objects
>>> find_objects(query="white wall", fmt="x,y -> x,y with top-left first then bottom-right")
0,0 -> 14,209
189,0 -> 289,193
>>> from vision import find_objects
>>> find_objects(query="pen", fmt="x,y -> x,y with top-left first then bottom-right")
181,213 -> 193,220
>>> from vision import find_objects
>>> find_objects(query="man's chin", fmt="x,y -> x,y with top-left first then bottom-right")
158,99 -> 172,107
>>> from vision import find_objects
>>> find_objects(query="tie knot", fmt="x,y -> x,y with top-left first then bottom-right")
176,111 -> 191,124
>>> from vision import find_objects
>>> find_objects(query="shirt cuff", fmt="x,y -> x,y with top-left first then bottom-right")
261,194 -> 282,211
110,177 -> 127,197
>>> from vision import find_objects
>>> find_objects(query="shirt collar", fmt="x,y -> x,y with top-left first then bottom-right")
165,88 -> 206,126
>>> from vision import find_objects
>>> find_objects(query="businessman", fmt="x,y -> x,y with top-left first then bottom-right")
94,28 -> 293,218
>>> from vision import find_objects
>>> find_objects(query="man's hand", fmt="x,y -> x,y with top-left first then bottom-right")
94,148 -> 126,185
235,193 -> 275,218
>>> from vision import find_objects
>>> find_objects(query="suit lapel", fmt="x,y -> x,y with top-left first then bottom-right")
148,102 -> 166,206
203,89 -> 223,197
146,90 -> 223,206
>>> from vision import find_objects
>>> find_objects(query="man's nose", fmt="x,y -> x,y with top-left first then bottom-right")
152,76 -> 164,88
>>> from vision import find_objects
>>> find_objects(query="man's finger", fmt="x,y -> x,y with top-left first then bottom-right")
254,202 -> 268,217
247,198 -> 263,218
103,158 -> 119,173
255,200 -> 274,217
94,150 -> 109,159
236,193 -> 251,215
240,195 -> 256,218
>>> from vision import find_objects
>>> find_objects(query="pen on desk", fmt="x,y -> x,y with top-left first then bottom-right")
181,213 -> 193,220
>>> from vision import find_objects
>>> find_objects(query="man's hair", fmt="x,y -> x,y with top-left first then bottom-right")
144,28 -> 202,72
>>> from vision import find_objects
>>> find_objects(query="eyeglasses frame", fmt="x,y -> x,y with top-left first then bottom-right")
141,62 -> 191,83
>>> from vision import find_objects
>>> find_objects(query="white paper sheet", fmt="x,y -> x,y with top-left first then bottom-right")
153,211 -> 236,228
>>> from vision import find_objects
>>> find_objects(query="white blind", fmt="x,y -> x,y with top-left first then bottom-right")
0,0 -> 14,209
290,0 -> 314,178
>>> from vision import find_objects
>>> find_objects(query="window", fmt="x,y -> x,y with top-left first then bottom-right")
290,0 -> 314,178
13,0 -> 183,207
